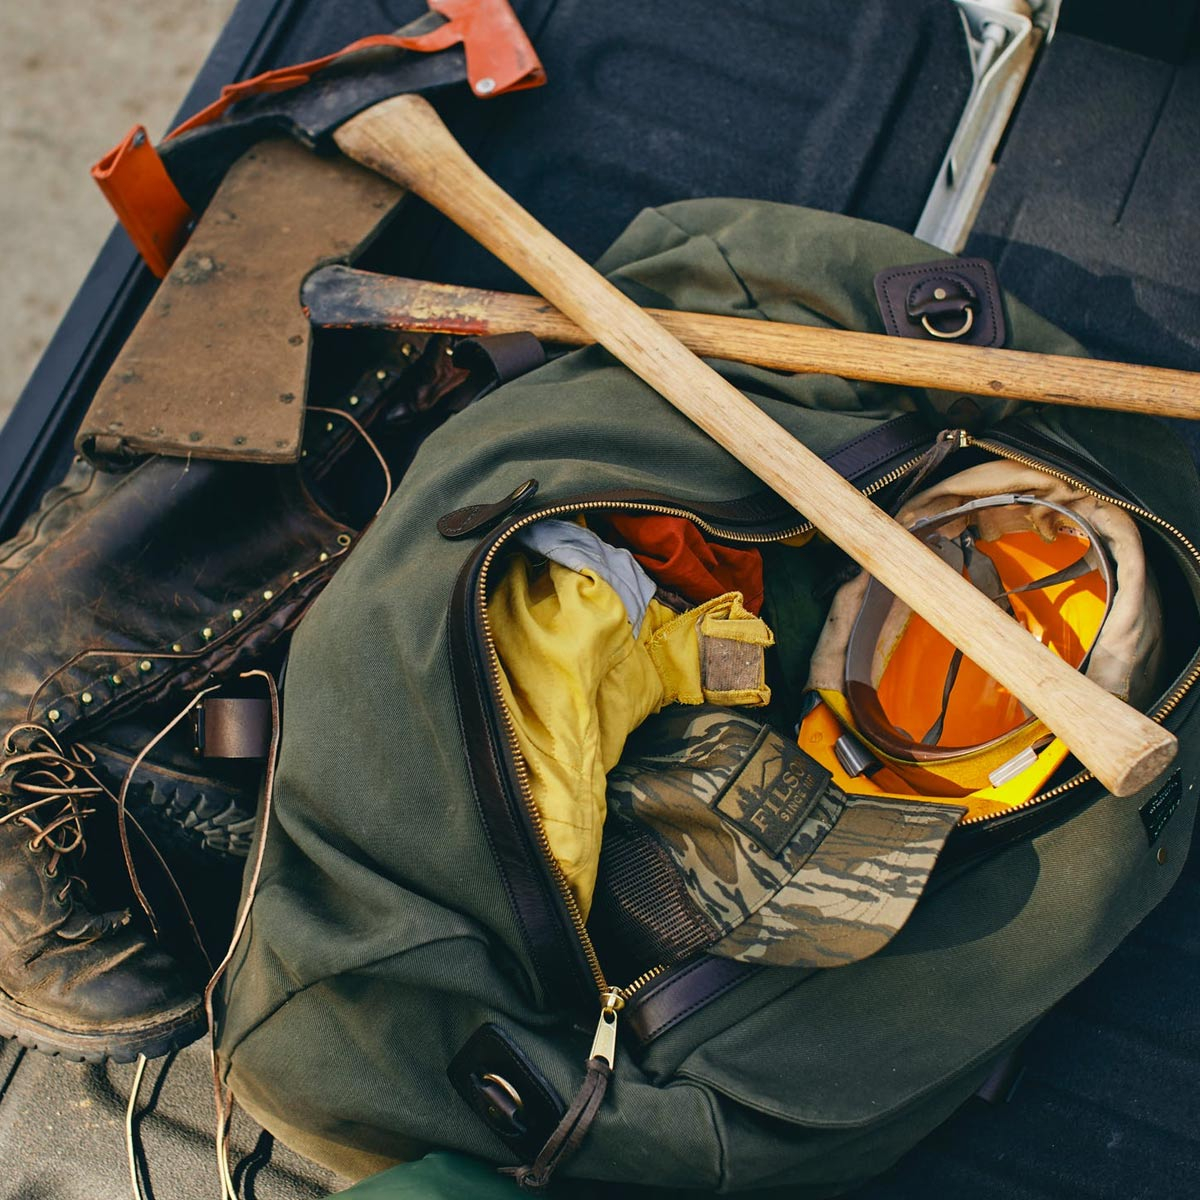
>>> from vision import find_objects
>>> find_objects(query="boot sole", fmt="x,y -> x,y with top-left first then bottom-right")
0,992 -> 206,1063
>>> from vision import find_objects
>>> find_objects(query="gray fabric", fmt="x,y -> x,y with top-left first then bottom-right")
515,519 -> 656,635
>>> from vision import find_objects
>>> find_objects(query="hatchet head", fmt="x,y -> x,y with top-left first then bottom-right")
160,16 -> 468,212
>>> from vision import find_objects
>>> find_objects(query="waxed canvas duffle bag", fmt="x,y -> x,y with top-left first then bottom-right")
216,199 -> 1200,1195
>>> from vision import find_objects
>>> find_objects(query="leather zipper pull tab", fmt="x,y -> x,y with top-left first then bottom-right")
889,428 -> 966,512
437,478 -> 539,539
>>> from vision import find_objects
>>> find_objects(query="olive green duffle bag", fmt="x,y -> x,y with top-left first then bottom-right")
216,199 -> 1200,1196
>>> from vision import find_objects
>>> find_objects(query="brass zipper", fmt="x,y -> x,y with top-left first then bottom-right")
588,967 -> 674,1067
474,429 -> 1200,1031
474,456 -> 931,1011
958,434 -> 1200,825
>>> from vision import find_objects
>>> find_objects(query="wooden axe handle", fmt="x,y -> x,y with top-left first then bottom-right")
335,94 -> 1176,797
310,270 -> 1200,421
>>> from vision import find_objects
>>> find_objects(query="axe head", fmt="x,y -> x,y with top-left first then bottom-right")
78,141 -> 403,467
160,25 -> 469,212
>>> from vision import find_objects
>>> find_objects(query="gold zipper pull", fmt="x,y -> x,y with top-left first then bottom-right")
936,427 -> 969,450
588,989 -> 624,1068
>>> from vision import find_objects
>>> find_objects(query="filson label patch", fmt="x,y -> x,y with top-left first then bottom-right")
714,727 -> 832,857
1140,770 -> 1182,845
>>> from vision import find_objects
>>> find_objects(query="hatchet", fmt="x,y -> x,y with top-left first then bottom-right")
96,21 -> 1177,796
303,267 -> 1200,421
346,95 -> 1178,797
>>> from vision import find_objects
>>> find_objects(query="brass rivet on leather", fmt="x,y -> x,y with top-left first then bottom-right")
232,609 -> 244,621
80,692 -> 93,705
47,709 -> 60,723
376,369 -> 387,380
110,675 -> 122,686
202,627 -> 214,640
1157,846 -> 1169,865
292,570 -> 301,578
139,660 -> 153,672
325,422 -> 334,433
319,552 -> 329,562
263,590 -> 274,600
172,643 -> 183,653
401,343 -> 413,357
348,394 -> 360,406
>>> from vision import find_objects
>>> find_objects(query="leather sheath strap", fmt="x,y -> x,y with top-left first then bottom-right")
192,697 -> 273,759
452,332 -> 547,393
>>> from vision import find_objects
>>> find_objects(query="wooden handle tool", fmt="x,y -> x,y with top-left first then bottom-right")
334,94 -> 1176,797
306,268 -> 1200,421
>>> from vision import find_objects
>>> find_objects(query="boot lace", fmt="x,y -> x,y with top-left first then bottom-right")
0,722 -> 101,906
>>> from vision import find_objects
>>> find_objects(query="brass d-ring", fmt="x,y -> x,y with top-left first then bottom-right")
920,307 -> 974,340
481,1073 -> 525,1111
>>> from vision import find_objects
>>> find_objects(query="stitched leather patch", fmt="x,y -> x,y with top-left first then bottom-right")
874,257 -> 1006,348
447,1024 -> 565,1160
713,727 -> 833,857
1140,770 -> 1182,845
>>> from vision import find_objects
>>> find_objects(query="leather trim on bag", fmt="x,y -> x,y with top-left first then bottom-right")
449,550 -> 598,1009
193,696 -> 273,759
624,956 -> 763,1045
445,414 -> 943,1013
447,1023 -> 566,1161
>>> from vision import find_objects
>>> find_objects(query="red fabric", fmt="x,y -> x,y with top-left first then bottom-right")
605,515 -> 764,614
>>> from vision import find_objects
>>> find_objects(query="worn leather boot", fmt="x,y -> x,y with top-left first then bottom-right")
0,342 -> 455,1060
0,726 -> 203,1062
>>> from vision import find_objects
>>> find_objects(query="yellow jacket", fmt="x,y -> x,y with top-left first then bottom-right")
491,552 -> 774,913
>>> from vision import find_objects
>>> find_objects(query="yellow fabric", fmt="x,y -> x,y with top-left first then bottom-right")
490,554 -> 773,913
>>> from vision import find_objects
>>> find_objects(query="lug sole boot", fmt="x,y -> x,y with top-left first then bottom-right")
0,732 -> 204,1063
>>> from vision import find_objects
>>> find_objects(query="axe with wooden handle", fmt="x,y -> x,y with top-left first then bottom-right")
302,265 -> 1200,422
329,94 -> 1174,798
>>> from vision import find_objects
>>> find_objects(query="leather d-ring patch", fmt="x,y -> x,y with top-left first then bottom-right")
874,257 -> 1006,348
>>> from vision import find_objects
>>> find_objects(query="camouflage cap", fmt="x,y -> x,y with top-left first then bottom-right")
602,707 -> 965,968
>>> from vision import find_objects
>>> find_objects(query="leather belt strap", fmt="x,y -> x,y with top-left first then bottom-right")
193,697 -> 273,759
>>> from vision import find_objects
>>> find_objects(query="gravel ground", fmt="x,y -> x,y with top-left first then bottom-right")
0,0 -> 237,430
